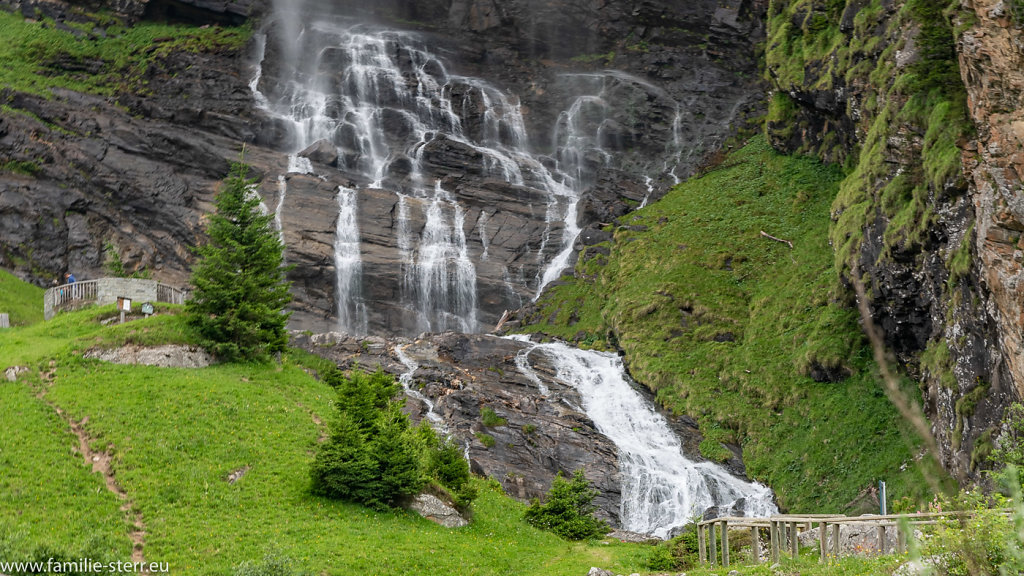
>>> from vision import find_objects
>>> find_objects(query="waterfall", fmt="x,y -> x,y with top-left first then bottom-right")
395,343 -> 445,429
334,186 -> 368,335
512,338 -> 777,537
413,182 -> 478,334
250,23 -> 633,329
253,11 -> 780,538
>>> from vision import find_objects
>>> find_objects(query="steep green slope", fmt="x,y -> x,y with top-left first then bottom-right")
0,269 -> 44,326
522,136 -> 938,512
0,307 -> 648,575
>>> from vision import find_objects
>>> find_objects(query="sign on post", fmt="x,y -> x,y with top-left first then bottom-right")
117,297 -> 132,324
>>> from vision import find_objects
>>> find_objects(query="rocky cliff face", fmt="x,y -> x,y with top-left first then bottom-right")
0,0 -> 767,339
763,0 -> 1020,484
957,0 -> 1024,410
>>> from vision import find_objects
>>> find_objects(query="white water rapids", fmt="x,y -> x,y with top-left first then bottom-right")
510,337 -> 777,538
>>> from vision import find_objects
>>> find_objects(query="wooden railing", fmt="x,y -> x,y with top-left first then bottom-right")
46,279 -> 100,311
697,510 -> 1016,567
156,283 -> 188,305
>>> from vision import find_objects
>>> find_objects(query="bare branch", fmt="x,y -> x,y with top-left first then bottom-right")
760,230 -> 794,249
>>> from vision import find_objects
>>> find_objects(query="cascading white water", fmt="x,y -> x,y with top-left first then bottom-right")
334,186 -> 368,335
413,182 -> 478,333
394,343 -> 445,429
513,338 -> 777,537
251,22 -> 625,327
253,11 -> 779,537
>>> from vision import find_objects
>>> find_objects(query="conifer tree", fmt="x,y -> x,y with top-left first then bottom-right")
187,160 -> 291,361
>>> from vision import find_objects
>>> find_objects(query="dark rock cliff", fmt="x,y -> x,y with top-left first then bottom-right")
0,0 -> 768,338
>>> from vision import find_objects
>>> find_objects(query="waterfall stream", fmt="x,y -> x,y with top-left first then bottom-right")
249,23 -> 626,330
334,186 -> 368,335
252,11 -> 778,535
511,337 -> 777,537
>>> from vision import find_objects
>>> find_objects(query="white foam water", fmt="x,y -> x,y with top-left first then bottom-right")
512,338 -> 777,538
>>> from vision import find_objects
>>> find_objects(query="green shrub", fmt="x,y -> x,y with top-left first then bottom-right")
418,425 -> 477,509
523,469 -> 609,540
990,403 -> 1024,492
920,490 -> 1022,575
311,369 -> 476,511
481,406 -> 507,427
475,432 -> 496,448
311,372 -> 422,509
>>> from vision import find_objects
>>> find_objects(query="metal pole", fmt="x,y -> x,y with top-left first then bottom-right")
880,480 -> 887,515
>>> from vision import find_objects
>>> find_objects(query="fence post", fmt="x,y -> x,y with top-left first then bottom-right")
721,520 -> 729,568
751,526 -> 761,564
790,522 -> 798,558
877,524 -> 886,554
897,523 -> 907,555
819,521 -> 828,563
698,523 -> 706,564
832,523 -> 840,557
770,520 -> 779,564
709,522 -> 717,567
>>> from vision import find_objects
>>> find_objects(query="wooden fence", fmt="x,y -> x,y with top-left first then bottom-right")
697,510 -> 1015,567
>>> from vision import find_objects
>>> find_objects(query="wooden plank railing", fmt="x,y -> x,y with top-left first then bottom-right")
156,283 -> 188,305
696,509 -> 1015,567
48,280 -> 99,311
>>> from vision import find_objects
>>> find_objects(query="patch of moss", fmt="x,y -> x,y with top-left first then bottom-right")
0,159 -> 40,176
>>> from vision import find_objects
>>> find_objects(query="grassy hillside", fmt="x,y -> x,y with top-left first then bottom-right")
0,305 -> 650,575
0,269 -> 44,326
521,136 -> 941,512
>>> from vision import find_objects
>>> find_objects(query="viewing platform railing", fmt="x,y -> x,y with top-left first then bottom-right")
44,278 -> 189,319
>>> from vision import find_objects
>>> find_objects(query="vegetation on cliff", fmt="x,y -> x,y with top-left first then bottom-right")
0,9 -> 249,98
521,136 -> 936,512
763,0 -> 1004,486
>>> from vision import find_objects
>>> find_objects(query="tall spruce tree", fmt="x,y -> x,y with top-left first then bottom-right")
187,160 -> 291,361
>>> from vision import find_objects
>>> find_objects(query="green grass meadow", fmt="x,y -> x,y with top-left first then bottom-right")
0,300 -> 649,575
0,269 -> 44,326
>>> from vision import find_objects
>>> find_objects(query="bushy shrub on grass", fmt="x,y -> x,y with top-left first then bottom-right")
523,469 -> 609,540
919,490 -> 1022,576
416,425 -> 477,509
310,369 -> 476,511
